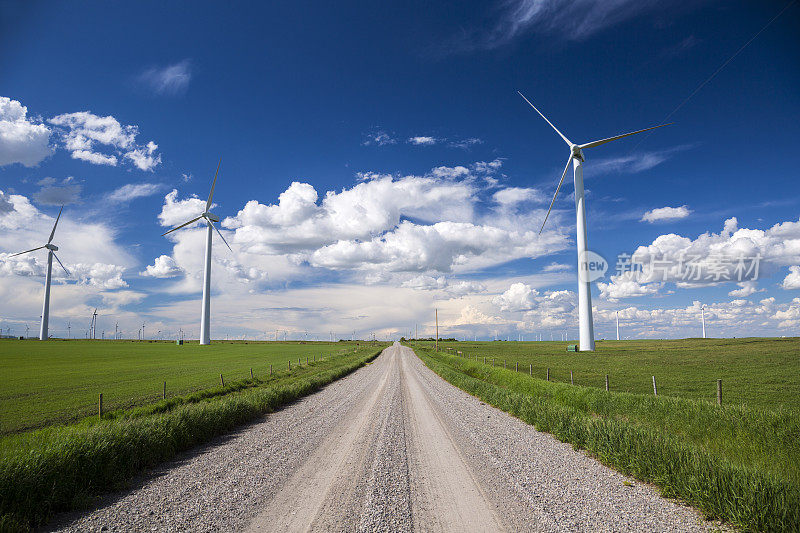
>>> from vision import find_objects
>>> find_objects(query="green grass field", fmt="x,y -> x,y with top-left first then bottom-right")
0,339 -> 381,435
412,337 -> 800,411
0,342 -> 386,531
411,339 -> 800,531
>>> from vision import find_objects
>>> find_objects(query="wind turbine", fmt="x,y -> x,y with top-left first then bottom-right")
701,304 -> 707,339
9,206 -> 70,340
162,159 -> 232,345
518,91 -> 670,351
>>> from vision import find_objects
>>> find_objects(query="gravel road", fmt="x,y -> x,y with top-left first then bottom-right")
51,343 -> 716,532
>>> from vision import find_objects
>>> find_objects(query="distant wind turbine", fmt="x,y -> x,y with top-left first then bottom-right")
162,159 -> 232,345
9,206 -> 70,340
518,91 -> 670,351
701,304 -> 707,339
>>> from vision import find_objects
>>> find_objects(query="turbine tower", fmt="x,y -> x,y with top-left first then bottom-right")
9,206 -> 70,340
162,159 -> 232,345
518,92 -> 670,351
701,304 -> 707,339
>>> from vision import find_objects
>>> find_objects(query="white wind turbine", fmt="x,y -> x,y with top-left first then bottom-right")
162,159 -> 232,345
519,91 -> 670,351
9,206 -> 70,340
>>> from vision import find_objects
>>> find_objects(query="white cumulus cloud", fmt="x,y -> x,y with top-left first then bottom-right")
141,255 -> 184,278
782,266 -> 800,290
598,217 -> 800,300
49,111 -> 161,171
0,96 -> 53,167
158,189 -> 208,228
641,205 -> 692,223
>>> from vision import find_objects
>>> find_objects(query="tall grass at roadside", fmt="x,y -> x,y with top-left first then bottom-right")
0,347 -> 383,531
415,347 -> 800,532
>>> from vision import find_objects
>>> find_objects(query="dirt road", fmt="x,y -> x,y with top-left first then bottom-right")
53,343 -> 712,532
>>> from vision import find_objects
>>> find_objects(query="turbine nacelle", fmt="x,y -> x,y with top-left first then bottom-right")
161,158 -> 233,253
570,144 -> 584,161
45,243 -> 59,251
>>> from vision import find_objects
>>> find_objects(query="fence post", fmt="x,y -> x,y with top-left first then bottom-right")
483,357 -> 486,364
98,393 -> 103,419
250,367 -> 254,379
605,374 -> 609,392
270,364 -> 273,375
515,361 -> 518,372
220,374 -> 224,387
570,370 -> 573,385
288,361 -> 291,371
529,364 -> 532,376
163,381 -> 166,399
504,360 -> 506,369
652,376 -> 658,396
546,368 -> 550,381
717,379 -> 722,405
306,356 -> 309,364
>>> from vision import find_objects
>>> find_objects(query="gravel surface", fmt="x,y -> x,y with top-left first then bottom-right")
50,343 -> 718,532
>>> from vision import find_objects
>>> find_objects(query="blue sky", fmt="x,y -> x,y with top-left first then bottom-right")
1,0 -> 799,340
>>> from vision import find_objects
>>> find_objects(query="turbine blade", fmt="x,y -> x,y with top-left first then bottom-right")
161,215 -> 203,236
210,220 -> 233,253
53,252 -> 70,277
579,123 -> 672,150
517,91 -> 572,146
48,206 -> 63,244
9,245 -> 46,257
206,158 -> 221,212
539,155 -> 574,235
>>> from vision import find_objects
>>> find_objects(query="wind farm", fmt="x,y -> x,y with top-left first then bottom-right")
1,2 -> 798,532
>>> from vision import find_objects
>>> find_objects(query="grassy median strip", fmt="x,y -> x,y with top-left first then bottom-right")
0,346 -> 384,532
415,347 -> 800,532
